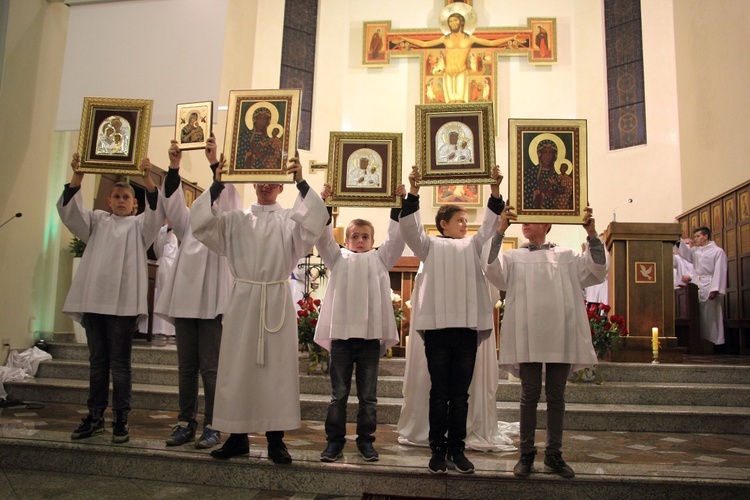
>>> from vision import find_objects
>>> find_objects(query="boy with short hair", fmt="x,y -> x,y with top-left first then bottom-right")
399,166 -> 504,475
157,135 -> 241,449
485,205 -> 607,478
315,183 -> 406,463
58,153 -> 162,443
191,153 -> 328,463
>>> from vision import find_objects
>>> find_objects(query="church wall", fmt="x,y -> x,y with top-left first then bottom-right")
0,0 -> 700,348
673,0 -> 750,211
0,0 -> 70,350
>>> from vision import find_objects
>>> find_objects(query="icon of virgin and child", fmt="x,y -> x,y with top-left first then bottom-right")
240,103 -> 285,170
522,134 -> 574,211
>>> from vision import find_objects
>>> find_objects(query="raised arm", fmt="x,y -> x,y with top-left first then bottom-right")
399,166 -> 431,261
57,153 -> 94,241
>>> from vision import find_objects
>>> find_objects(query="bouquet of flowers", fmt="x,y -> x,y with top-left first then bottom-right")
391,291 -> 405,326
587,303 -> 629,359
296,296 -> 328,373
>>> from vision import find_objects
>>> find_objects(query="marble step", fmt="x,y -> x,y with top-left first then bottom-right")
44,342 -> 750,385
6,377 -> 750,434
3,434 -> 747,500
35,358 -> 750,408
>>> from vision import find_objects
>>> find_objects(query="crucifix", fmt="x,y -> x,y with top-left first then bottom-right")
363,0 -> 556,106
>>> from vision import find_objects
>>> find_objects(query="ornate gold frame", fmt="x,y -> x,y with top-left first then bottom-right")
509,118 -> 588,224
326,131 -> 402,208
174,101 -> 213,151
222,89 -> 300,183
76,97 -> 153,176
416,102 -> 495,186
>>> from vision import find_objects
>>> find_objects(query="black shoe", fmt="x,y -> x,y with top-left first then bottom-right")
447,449 -> 474,474
320,442 -> 344,462
71,415 -> 104,440
357,442 -> 379,462
428,448 -> 447,474
165,424 -> 196,446
544,453 -> 575,478
112,420 -> 129,444
210,433 -> 249,459
513,452 -> 536,477
268,440 -> 292,464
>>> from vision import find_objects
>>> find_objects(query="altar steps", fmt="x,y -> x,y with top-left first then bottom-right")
6,342 -> 750,435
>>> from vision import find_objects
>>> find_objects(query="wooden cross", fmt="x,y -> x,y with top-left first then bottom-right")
363,1 -> 556,105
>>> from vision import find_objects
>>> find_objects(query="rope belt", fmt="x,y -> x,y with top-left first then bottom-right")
233,276 -> 289,366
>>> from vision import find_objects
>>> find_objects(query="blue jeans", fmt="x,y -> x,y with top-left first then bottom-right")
174,316 -> 222,429
424,328 -> 478,451
81,313 -> 136,419
519,362 -> 571,455
325,338 -> 380,445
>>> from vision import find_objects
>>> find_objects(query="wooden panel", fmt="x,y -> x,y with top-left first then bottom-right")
699,207 -> 710,229
725,195 -> 737,228
711,203 -> 723,233
726,229 -> 737,258
626,240 -> 667,336
741,225 -> 750,255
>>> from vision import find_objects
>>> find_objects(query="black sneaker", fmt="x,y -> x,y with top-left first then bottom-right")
544,453 -> 575,478
165,424 -> 195,446
357,442 -> 379,462
70,415 -> 104,440
447,449 -> 474,474
428,449 -> 447,474
268,440 -> 292,464
112,420 -> 129,444
320,442 -> 344,462
513,452 -> 536,477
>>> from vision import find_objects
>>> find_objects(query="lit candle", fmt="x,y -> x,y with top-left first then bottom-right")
651,327 -> 659,352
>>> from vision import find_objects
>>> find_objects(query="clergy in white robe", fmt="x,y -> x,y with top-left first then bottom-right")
155,146 -> 242,447
314,205 -> 404,459
675,228 -> 728,345
190,176 -> 327,437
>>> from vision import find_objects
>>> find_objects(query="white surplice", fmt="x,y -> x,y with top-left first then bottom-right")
397,268 -> 517,451
673,252 -> 694,289
313,219 -> 404,354
190,186 -> 327,433
399,206 -> 500,339
57,189 -> 162,323
154,184 -> 241,321
676,240 -> 728,344
584,276 -> 608,304
486,241 -> 608,378
144,225 -> 178,336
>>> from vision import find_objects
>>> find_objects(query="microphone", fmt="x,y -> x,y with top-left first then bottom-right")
612,199 -> 632,222
0,212 -> 22,229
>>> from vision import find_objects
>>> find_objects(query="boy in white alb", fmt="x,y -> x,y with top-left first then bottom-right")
191,153 -> 328,463
399,166 -> 504,474
157,136 -> 241,449
485,204 -> 607,478
58,154 -> 161,444
315,183 -> 406,463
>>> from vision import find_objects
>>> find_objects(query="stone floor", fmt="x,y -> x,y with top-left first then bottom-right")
1,399 -> 750,498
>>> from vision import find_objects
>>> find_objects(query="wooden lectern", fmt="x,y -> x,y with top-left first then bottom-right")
604,222 -> 685,362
